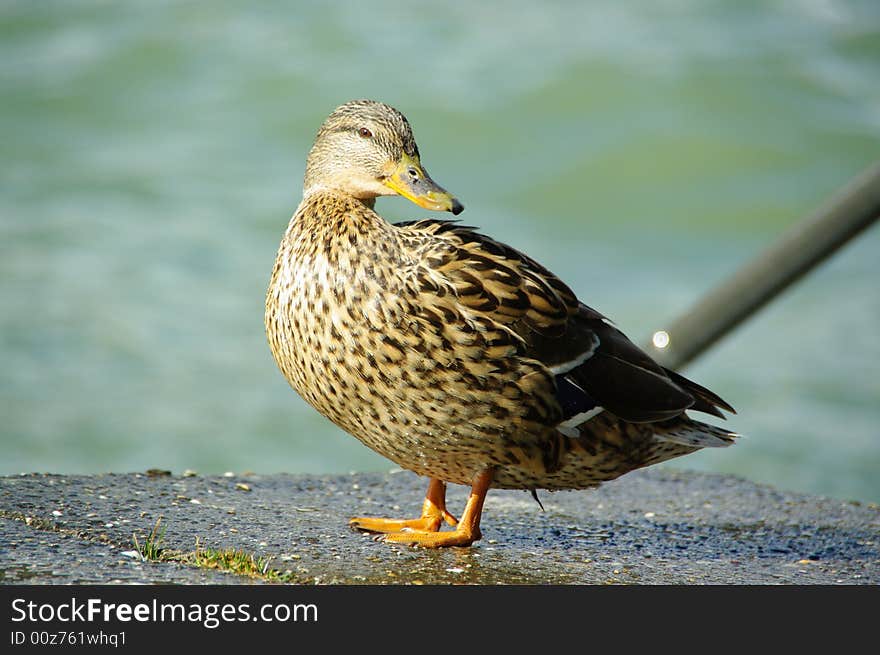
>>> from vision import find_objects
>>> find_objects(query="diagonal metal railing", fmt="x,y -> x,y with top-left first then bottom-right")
647,161 -> 880,370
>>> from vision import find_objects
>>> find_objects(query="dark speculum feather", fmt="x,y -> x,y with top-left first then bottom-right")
555,374 -> 600,422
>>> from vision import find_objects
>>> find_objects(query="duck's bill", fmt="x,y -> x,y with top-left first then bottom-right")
383,153 -> 464,215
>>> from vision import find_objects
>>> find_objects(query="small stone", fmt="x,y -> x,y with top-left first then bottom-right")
146,469 -> 171,477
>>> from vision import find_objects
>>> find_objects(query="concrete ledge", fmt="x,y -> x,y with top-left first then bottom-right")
1,468 -> 877,584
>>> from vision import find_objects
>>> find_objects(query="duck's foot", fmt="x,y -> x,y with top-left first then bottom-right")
379,525 -> 482,548
349,478 -> 457,534
350,469 -> 494,549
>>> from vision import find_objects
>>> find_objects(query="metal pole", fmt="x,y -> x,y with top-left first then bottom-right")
647,161 -> 880,370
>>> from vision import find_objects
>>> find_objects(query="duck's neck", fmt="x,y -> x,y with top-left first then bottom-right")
286,188 -> 389,244
301,184 -> 375,211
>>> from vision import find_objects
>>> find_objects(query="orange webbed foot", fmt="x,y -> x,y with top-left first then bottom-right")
349,478 -> 457,534
379,525 -> 482,548
350,470 -> 493,549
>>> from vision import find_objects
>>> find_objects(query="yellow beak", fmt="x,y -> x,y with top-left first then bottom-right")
383,153 -> 463,215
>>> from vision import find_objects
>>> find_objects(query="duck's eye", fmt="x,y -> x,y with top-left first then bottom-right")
357,127 -> 373,138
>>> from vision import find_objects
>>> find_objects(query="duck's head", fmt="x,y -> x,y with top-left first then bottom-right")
303,99 -> 463,215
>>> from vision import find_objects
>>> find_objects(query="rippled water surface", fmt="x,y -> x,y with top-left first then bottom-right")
2,1 -> 878,503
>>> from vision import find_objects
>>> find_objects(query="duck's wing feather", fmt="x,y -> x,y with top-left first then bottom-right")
395,219 -> 734,425
563,305 -> 735,422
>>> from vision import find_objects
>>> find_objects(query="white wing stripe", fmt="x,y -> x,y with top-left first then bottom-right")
548,335 -> 599,375
558,406 -> 605,430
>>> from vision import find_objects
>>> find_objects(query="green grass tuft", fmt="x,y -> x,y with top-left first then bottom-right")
133,517 -> 169,561
191,540 -> 296,582
131,519 -> 296,582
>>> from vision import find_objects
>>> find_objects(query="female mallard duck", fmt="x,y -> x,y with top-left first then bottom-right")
265,99 -> 736,547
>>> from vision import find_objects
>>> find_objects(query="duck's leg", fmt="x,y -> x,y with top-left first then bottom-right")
378,468 -> 494,548
350,478 -> 458,534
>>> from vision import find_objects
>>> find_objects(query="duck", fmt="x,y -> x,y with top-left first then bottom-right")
265,99 -> 736,548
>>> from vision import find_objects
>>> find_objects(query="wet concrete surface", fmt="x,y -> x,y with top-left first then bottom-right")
1,468 -> 877,584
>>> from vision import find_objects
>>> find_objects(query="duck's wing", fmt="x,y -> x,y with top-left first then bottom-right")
395,219 -> 735,425
561,304 -> 735,422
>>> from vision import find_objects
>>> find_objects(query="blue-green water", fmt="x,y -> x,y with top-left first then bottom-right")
2,1 -> 878,503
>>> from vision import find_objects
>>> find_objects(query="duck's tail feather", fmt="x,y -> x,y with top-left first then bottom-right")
653,416 -> 739,449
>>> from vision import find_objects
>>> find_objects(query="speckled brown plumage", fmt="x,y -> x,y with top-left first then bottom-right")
265,100 -> 737,547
